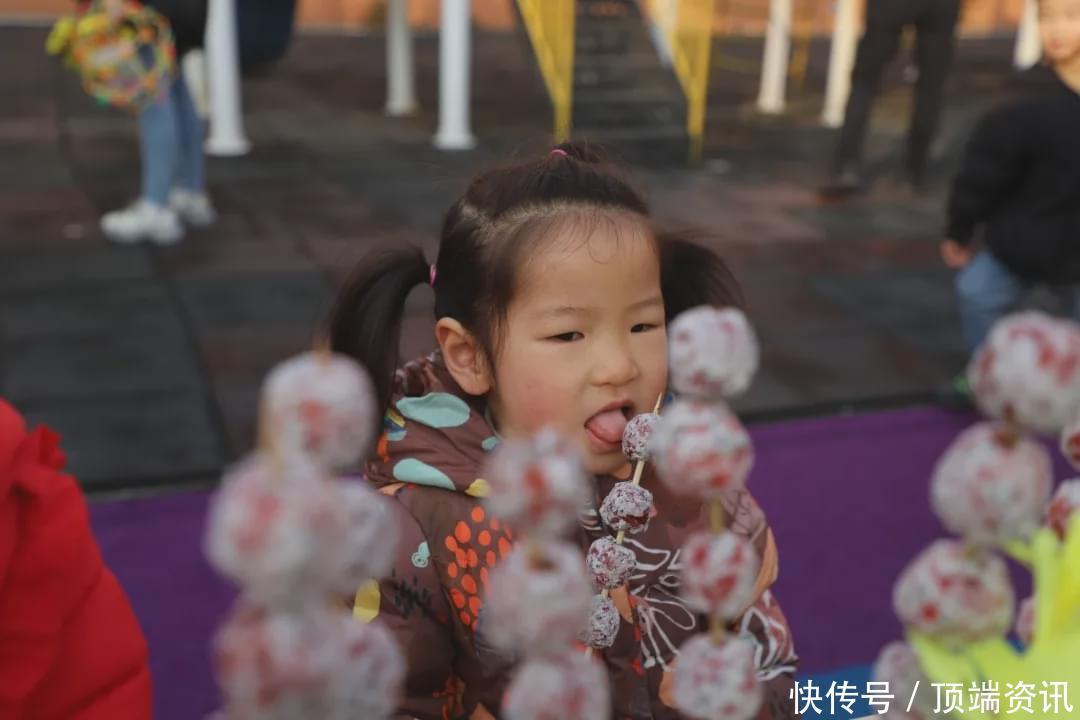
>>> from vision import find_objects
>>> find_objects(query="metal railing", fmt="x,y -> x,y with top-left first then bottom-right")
646,0 -> 717,163
516,0 -> 576,142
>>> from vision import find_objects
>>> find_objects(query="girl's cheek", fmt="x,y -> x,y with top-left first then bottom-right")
645,343 -> 670,392
506,381 -> 565,434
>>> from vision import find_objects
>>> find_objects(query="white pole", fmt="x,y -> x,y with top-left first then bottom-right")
386,0 -> 418,115
822,0 -> 860,128
204,0 -> 250,155
1014,0 -> 1042,69
434,0 -> 476,150
757,0 -> 792,114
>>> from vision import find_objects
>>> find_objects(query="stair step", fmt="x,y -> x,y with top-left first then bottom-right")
576,0 -> 637,19
575,30 -> 656,55
574,96 -> 682,124
576,67 -> 679,91
574,102 -> 686,129
575,49 -> 677,87
576,52 -> 670,70
575,70 -> 671,90
573,86 -> 682,105
578,35 -> 652,55
576,0 -> 638,12
574,123 -> 687,141
575,18 -> 652,38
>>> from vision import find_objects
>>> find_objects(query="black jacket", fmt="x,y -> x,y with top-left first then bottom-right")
947,65 -> 1080,282
146,0 -> 207,57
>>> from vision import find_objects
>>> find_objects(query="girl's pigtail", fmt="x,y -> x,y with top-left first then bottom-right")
329,246 -> 431,423
659,231 -> 744,319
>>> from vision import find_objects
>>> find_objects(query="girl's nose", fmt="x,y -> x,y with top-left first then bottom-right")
592,341 -> 640,387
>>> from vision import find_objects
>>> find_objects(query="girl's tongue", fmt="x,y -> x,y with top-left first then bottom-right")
586,409 -> 628,445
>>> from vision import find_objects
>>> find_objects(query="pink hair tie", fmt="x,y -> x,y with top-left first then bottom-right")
550,148 -> 568,158
429,264 -> 437,288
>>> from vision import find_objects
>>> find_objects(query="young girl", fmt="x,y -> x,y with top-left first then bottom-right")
943,0 -> 1080,358
331,144 -> 798,720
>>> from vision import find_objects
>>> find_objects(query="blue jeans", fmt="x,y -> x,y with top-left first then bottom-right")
138,64 -> 205,206
956,250 -> 1080,353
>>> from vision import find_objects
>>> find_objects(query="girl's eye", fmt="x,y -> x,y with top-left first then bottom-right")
549,332 -> 584,342
631,323 -> 658,333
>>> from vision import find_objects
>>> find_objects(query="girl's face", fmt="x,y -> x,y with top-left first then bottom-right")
1041,0 -> 1080,63
488,217 -> 668,476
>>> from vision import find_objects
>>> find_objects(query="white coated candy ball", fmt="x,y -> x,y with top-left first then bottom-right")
871,642 -> 938,720
622,413 -> 659,462
579,594 -> 621,649
484,428 -> 590,539
930,422 -> 1053,546
671,635 -> 762,720
205,455 -> 340,608
967,312 -> 1080,435
262,351 -> 377,470
213,602 -> 339,719
1062,411 -> 1080,470
893,539 -> 1015,647
503,651 -> 611,720
325,481 -> 400,593
1047,479 -> 1080,540
650,400 -> 754,498
326,618 -> 405,720
680,531 -> 759,619
668,306 -> 759,400
599,482 -> 653,535
485,539 -> 593,656
586,537 -> 636,591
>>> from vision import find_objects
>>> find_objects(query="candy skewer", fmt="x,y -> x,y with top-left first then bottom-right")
709,500 -> 725,534
708,499 -> 728,644
205,349 -> 403,719
648,307 -> 765,720
586,393 -> 663,658
613,393 -> 664,544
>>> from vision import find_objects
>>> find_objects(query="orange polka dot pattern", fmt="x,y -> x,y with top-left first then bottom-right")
443,503 -> 514,632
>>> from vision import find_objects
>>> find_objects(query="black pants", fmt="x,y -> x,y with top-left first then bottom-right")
832,0 -> 961,179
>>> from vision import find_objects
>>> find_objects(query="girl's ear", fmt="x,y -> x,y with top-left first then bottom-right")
436,318 -> 493,396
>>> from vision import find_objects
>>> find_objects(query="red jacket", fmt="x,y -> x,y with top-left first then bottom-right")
0,400 -> 152,720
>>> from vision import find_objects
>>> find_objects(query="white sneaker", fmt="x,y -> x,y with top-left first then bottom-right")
101,199 -> 184,245
169,188 -> 217,228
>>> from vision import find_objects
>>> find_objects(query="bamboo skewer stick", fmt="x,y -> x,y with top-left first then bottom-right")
708,498 -> 727,644
586,392 -> 664,659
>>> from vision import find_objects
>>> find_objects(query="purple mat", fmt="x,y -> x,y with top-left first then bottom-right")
91,489 -> 234,720
89,406 -> 1070,720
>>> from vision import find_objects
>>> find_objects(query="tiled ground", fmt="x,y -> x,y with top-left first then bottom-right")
0,26 -> 1043,490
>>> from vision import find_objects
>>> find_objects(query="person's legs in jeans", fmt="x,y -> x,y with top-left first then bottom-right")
171,67 -> 205,193
956,251 -> 1030,354
101,50 -> 185,243
137,77 -> 179,207
830,4 -> 905,179
167,60 -> 216,226
908,0 -> 961,184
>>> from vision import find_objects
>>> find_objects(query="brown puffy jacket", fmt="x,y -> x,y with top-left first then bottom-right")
355,353 -> 799,720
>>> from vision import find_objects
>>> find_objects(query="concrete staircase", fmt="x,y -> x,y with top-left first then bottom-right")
571,0 -> 689,164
